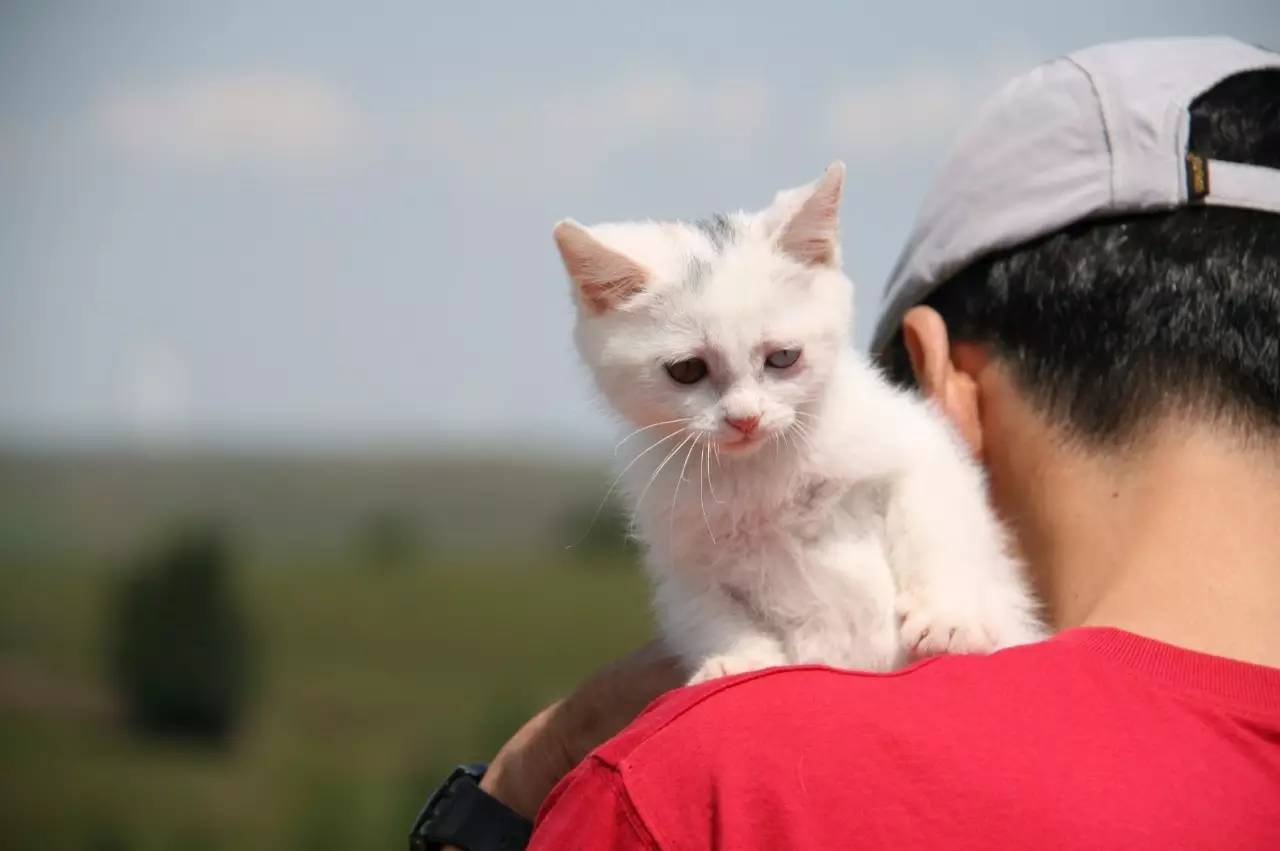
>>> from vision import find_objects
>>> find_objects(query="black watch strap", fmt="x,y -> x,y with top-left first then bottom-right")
410,764 -> 533,851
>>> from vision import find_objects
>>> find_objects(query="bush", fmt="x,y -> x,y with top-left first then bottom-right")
107,525 -> 254,744
356,508 -> 423,570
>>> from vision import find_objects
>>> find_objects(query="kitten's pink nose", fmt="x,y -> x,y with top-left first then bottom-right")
725,415 -> 760,435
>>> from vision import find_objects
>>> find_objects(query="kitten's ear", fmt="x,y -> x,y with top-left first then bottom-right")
776,161 -> 845,267
553,219 -> 649,314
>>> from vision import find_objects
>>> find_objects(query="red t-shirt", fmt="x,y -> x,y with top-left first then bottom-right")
529,628 -> 1280,849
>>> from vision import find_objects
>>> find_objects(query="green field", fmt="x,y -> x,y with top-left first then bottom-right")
0,555 -> 653,850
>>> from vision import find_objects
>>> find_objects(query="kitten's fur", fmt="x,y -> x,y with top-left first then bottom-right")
554,163 -> 1045,683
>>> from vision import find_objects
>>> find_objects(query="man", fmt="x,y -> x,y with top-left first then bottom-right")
412,36 -> 1280,849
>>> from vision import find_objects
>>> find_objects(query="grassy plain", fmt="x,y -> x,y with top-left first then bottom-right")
0,450 -> 652,850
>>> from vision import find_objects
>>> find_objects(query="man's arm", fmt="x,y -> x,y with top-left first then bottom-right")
478,641 -> 684,820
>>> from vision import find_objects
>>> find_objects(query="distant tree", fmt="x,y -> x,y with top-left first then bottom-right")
357,507 -> 424,569
107,525 -> 254,745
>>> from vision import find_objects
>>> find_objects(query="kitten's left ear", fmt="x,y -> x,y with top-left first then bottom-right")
777,161 -> 845,267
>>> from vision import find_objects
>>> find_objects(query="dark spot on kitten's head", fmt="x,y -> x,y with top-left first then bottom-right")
693,213 -> 737,253
686,256 -> 711,289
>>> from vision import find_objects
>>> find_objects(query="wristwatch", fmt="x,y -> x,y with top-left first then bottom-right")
409,763 -> 534,851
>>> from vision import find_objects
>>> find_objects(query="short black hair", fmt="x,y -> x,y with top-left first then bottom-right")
881,69 -> 1280,445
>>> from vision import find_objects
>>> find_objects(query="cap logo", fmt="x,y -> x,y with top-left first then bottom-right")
1186,153 -> 1210,201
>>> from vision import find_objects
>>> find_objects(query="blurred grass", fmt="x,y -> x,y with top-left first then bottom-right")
0,555 -> 652,850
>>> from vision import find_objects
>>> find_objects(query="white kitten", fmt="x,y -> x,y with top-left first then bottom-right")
554,163 -> 1045,684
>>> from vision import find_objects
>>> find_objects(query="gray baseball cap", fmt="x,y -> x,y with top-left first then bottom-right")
871,36 -> 1280,355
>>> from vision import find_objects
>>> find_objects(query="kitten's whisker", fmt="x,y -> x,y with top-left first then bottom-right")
791,420 -> 817,454
568,428 -> 686,549
698,441 -> 716,544
708,442 -> 726,503
614,417 -> 693,455
669,433 -> 700,540
780,426 -> 795,455
635,432 -> 696,514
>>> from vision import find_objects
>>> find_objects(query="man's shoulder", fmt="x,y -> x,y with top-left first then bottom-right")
594,638 -> 1082,772
537,633 -> 1280,849
569,640 -> 1104,849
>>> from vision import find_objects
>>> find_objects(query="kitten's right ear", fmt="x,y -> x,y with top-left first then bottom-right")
553,219 -> 649,314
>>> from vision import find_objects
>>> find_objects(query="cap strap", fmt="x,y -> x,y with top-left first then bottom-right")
1202,159 -> 1280,215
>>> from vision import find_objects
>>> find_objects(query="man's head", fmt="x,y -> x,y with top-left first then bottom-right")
884,68 -> 1280,444
872,39 -> 1279,611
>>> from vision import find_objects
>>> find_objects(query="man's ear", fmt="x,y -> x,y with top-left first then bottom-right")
901,306 -> 985,458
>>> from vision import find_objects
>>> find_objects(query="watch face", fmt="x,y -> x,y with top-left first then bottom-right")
409,762 -> 530,851
408,764 -> 489,848
459,762 -> 489,781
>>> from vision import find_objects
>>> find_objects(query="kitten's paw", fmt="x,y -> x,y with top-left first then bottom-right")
897,591 -> 1044,659
687,652 -> 783,685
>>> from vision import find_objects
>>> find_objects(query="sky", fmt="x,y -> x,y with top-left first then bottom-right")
3,1 -> 1277,453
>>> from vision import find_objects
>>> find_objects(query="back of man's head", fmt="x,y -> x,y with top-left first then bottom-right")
882,67 -> 1280,446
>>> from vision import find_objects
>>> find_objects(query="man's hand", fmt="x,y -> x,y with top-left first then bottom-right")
479,641 -> 685,820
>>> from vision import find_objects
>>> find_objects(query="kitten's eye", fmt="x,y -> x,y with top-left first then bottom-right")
765,348 -> 801,369
665,357 -> 708,385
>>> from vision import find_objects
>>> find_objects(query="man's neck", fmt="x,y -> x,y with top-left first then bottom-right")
1032,424 -> 1280,668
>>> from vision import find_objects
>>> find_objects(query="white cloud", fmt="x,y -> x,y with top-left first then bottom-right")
418,71 -> 771,181
95,71 -> 368,171
89,69 -> 768,184
827,55 -> 1037,158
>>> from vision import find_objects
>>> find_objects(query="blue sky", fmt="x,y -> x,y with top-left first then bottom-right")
3,1 -> 1277,452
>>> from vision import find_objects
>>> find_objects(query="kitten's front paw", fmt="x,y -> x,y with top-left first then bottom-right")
897,590 -> 1045,659
687,652 -> 783,685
